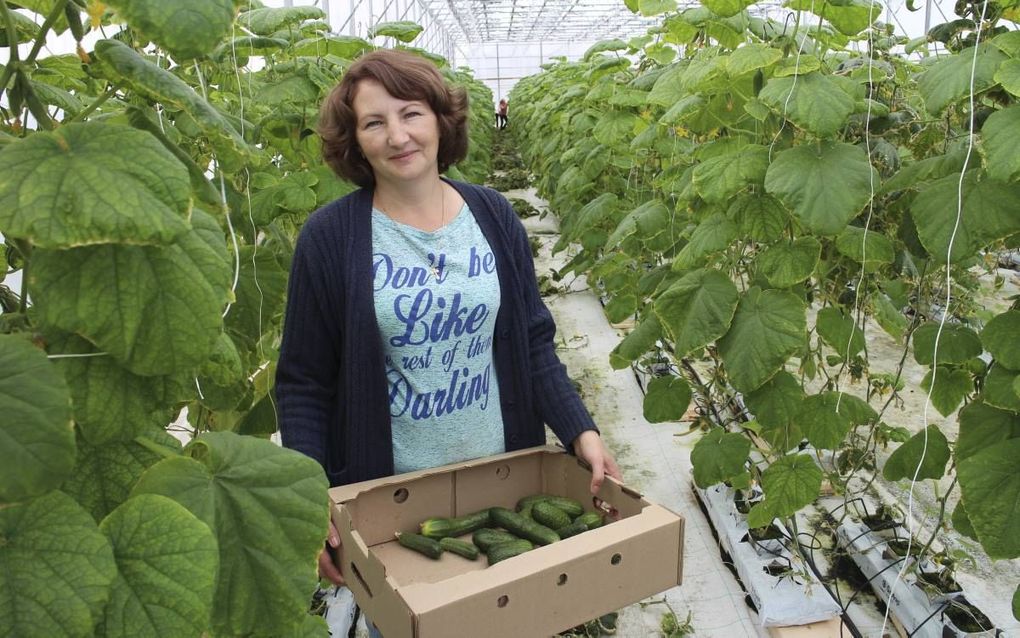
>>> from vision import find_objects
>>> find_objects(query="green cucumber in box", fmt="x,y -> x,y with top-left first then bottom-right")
491,507 -> 560,545
543,496 -> 585,518
472,528 -> 521,552
395,532 -> 443,559
419,508 -> 491,538
574,511 -> 604,529
556,521 -> 589,539
487,539 -> 534,565
532,501 -> 572,529
439,537 -> 480,560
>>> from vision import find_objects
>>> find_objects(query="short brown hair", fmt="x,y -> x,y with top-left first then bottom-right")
319,49 -> 469,188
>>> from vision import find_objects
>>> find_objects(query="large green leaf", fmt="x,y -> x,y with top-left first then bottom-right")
648,64 -> 687,106
785,0 -> 881,35
594,111 -> 641,147
691,429 -> 751,488
563,193 -> 619,243
106,0 -> 234,60
62,429 -> 181,523
0,490 -> 117,636
606,200 -> 672,254
957,400 -> 1020,463
0,123 -> 191,248
757,237 -> 820,288
816,306 -> 865,359
225,248 -> 288,348
673,213 -> 738,268
883,426 -> 950,481
728,193 -> 789,242
957,438 -> 1020,558
835,225 -> 894,270
0,334 -> 75,503
291,36 -> 373,59
765,141 -> 877,236
641,0 -> 678,15
760,454 -> 823,518
693,144 -> 769,203
610,315 -> 662,369
912,322 -> 982,366
718,287 -> 806,392
32,209 -> 231,376
985,364 -> 1020,412
49,333 -> 169,444
798,393 -> 852,450
368,21 -> 424,42
130,432 -> 329,637
727,43 -> 783,76
759,73 -> 856,137
911,172 -> 1020,264
653,268 -> 740,357
94,39 -> 253,173
745,371 -> 805,451
996,59 -> 1020,97
921,366 -> 972,417
917,43 -> 1007,115
982,310 -> 1020,370
0,9 -> 37,45
981,106 -> 1020,182
98,494 -> 217,638
238,6 -> 326,34
643,376 -> 693,423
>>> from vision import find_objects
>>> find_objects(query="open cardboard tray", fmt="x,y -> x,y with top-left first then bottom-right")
329,445 -> 685,638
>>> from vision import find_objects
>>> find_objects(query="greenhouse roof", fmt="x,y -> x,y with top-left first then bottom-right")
421,0 -> 665,43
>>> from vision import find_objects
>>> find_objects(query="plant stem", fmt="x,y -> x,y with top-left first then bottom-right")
917,475 -> 958,562
67,84 -> 118,122
0,0 -> 20,103
24,0 -> 67,67
14,238 -> 31,312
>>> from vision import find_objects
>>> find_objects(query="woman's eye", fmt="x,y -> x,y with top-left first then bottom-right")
364,120 -> 381,129
406,111 -> 422,118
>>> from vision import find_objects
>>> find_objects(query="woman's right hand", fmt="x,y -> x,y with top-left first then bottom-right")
319,520 -> 345,586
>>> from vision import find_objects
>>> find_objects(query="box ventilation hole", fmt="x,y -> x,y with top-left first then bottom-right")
393,488 -> 408,503
497,595 -> 509,608
557,573 -> 568,585
495,464 -> 510,479
610,553 -> 622,566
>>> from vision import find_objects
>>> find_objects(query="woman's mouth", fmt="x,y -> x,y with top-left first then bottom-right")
390,150 -> 417,161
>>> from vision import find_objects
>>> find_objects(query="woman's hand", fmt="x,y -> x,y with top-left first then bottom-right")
572,430 -> 622,495
319,520 -> 345,586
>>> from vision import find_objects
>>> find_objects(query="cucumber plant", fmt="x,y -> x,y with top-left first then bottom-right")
0,2 -> 492,636
510,0 -> 1020,620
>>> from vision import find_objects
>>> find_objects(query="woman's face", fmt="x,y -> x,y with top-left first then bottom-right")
352,78 -> 441,187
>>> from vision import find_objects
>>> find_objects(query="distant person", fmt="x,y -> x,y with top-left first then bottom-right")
497,98 -> 508,129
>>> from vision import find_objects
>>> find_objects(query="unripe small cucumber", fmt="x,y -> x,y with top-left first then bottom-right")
439,537 -> 479,560
395,532 -> 443,559
490,507 -> 560,545
532,501 -> 572,529
487,539 -> 534,565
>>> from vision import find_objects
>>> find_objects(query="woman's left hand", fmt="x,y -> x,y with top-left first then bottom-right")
572,430 -> 622,495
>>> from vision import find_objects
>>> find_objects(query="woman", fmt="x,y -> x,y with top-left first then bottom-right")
274,49 -> 620,594
497,97 -> 508,128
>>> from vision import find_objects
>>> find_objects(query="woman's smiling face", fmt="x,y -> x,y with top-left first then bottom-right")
352,78 -> 441,187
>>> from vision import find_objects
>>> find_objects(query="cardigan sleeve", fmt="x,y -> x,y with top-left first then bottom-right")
502,195 -> 598,447
274,219 -> 341,468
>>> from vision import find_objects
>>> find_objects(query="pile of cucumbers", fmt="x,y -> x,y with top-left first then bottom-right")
395,494 -> 606,566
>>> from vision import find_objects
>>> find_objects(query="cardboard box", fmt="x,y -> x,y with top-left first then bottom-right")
329,445 -> 685,638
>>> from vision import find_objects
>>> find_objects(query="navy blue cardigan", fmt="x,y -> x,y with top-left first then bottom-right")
275,179 -> 597,487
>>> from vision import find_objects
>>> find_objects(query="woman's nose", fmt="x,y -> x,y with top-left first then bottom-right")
388,122 -> 410,146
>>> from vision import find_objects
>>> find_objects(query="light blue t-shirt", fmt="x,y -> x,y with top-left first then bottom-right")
371,203 -> 505,474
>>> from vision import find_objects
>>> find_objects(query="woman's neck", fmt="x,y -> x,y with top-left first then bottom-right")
373,176 -> 448,230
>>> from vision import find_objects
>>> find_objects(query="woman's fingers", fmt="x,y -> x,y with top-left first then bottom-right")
319,546 -> 345,586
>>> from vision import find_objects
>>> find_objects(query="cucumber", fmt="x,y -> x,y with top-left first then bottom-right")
395,532 -> 443,559
419,509 -> 491,539
490,507 -> 560,546
516,493 -> 552,512
472,528 -> 521,552
556,521 -> 589,539
487,539 -> 534,565
532,501 -> 572,530
543,496 -> 585,519
439,537 -> 479,560
574,512 -> 604,529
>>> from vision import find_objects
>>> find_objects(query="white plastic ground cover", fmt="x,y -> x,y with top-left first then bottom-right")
835,520 -> 1001,638
696,483 -> 842,627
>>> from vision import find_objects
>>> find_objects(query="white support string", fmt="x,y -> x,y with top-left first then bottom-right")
768,0 -> 813,163
879,2 -> 988,634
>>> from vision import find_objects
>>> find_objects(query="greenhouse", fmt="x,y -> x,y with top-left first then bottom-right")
1,0 -> 1019,636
